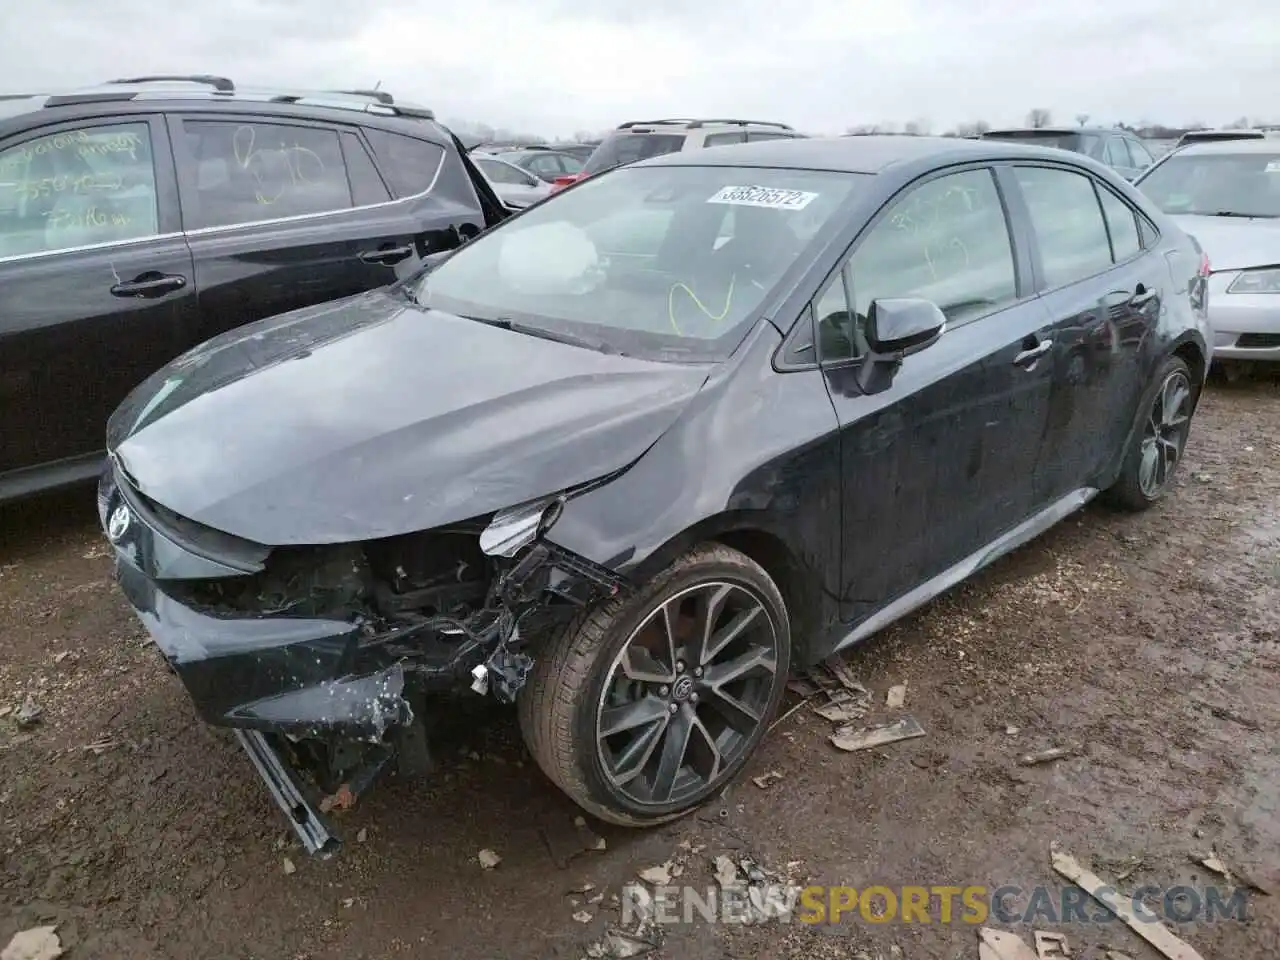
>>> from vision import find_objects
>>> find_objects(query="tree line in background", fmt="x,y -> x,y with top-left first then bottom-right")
446,110 -> 1273,148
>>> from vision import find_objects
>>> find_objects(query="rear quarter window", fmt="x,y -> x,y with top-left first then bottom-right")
364,130 -> 446,198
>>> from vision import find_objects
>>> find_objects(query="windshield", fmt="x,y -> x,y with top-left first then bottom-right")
415,164 -> 865,361
581,133 -> 686,176
1137,152 -> 1280,217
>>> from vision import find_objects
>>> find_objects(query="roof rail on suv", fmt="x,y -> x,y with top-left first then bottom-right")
109,75 -> 235,93
615,118 -> 794,131
37,78 -> 435,120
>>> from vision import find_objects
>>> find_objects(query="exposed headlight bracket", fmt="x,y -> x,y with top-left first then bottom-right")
479,496 -> 564,557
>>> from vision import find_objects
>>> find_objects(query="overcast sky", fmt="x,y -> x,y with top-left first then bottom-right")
4,0 -> 1276,137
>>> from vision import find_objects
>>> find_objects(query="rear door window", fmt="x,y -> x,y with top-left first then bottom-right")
363,129 -> 446,198
1013,166 -> 1113,287
0,121 -> 160,258
580,133 -> 686,176
1127,138 -> 1154,167
178,119 -> 352,229
525,153 -> 564,179
1104,137 -> 1131,168
476,157 -> 537,186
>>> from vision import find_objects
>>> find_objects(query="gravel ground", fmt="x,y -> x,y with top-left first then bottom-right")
3,379 -> 1279,960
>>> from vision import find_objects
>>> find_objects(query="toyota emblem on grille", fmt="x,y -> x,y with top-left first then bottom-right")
107,504 -> 132,543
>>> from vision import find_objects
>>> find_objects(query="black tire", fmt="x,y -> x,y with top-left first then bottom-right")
517,543 -> 791,826
1105,355 -> 1195,511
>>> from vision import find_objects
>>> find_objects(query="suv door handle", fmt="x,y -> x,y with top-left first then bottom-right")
1129,284 -> 1158,307
1013,338 -> 1054,366
109,274 -> 187,298
359,245 -> 413,265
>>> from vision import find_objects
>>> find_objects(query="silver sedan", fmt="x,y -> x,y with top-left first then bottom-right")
1136,139 -> 1280,366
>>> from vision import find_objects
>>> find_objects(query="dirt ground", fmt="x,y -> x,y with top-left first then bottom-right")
3,379 -> 1280,960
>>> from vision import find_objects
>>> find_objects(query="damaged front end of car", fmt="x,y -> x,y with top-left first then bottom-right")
99,461 -> 629,856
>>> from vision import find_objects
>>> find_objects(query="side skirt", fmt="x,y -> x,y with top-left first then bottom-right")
819,487 -> 1098,660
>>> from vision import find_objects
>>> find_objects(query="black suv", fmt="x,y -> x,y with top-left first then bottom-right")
0,75 -> 506,502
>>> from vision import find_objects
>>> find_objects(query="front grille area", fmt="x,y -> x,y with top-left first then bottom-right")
1236,333 -> 1280,349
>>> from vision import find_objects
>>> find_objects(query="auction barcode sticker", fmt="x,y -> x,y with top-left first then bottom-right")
707,185 -> 818,210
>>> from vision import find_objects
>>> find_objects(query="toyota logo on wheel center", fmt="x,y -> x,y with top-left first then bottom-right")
672,676 -> 695,701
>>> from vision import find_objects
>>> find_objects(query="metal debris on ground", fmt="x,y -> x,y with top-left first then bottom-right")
1192,846 -> 1271,894
1019,746 -> 1076,766
1033,930 -> 1071,958
281,856 -> 296,875
572,910 -> 593,923
81,737 -> 116,755
1,926 -> 63,960
886,682 -> 908,708
15,697 -> 42,729
356,827 -> 368,843
751,770 -> 783,789
830,716 -> 927,753
477,848 -> 502,869
582,882 -> 663,958
1050,842 -> 1206,960
977,928 -> 1038,960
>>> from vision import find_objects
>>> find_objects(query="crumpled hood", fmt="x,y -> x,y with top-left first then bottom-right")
1170,215 -> 1280,272
109,289 -> 710,545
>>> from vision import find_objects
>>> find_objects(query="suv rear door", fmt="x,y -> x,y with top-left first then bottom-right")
0,114 -> 196,484
169,115 -> 481,349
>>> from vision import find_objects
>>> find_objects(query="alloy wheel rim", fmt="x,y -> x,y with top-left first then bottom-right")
595,581 -> 779,807
1138,369 -> 1192,498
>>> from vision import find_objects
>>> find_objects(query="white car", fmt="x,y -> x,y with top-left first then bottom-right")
472,154 -> 553,210
1136,139 -> 1280,369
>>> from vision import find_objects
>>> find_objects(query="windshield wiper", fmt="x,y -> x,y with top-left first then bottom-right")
461,315 -> 619,354
1211,211 -> 1277,219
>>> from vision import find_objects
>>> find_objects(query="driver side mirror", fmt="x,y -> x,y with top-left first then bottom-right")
856,298 -> 947,395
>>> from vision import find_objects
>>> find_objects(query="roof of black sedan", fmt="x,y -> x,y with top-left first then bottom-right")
638,134 -> 1063,174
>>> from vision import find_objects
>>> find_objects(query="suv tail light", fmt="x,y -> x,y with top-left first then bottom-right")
1199,252 -> 1211,277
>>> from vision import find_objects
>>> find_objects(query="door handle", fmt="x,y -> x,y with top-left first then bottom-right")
1129,284 -> 1158,307
1013,338 -> 1054,366
109,274 -> 187,298
359,245 -> 414,265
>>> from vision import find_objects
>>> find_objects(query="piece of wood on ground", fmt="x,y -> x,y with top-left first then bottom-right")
1019,746 -> 1075,766
1049,842 -> 1206,960
977,927 -> 1038,960
830,716 -> 926,752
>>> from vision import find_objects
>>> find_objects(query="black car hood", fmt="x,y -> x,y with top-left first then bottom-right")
108,289 -> 711,545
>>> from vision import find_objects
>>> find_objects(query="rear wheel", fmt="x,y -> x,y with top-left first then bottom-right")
518,543 -> 790,825
1106,355 -> 1194,510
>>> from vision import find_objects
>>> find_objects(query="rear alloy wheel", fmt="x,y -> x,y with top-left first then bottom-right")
518,544 -> 790,825
1107,355 -> 1195,510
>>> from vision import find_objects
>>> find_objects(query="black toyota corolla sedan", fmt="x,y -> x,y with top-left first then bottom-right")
98,135 -> 1212,852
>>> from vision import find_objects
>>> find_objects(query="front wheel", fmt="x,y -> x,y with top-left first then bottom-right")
518,543 -> 790,826
1106,355 -> 1195,510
